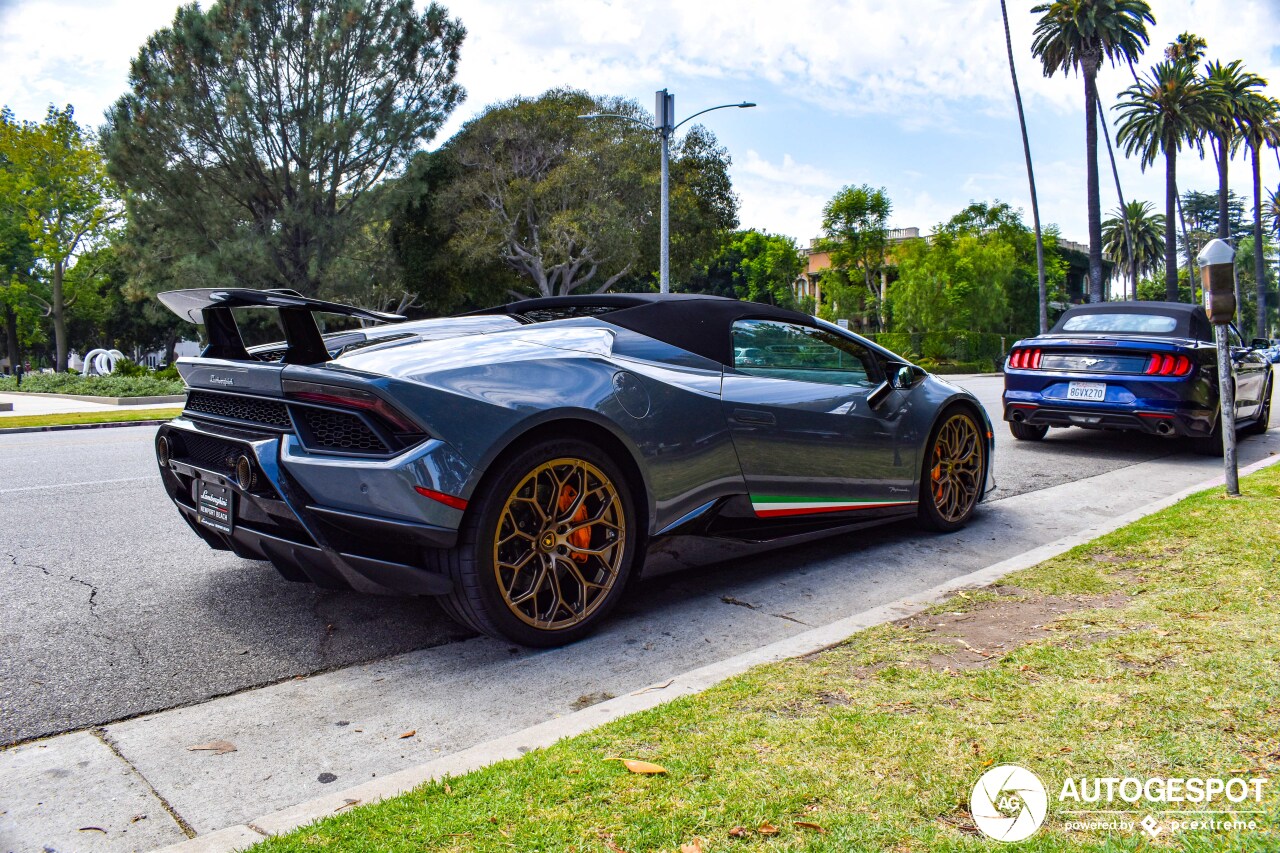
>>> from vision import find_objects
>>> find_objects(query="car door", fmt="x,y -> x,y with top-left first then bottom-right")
1228,326 -> 1268,419
721,318 -> 918,518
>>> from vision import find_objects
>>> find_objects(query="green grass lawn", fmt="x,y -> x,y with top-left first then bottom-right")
0,408 -> 181,429
251,467 -> 1280,852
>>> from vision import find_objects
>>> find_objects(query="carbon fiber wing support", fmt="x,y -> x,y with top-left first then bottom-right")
157,288 -> 406,365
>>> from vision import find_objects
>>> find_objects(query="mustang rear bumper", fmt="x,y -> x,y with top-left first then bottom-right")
1004,401 -> 1216,437
157,418 -> 463,596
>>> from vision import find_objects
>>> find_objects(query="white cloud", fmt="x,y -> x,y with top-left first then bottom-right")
3,0 -> 1280,248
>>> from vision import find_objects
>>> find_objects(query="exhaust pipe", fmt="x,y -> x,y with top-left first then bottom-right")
1011,411 -> 1026,423
1155,421 -> 1174,436
235,455 -> 256,491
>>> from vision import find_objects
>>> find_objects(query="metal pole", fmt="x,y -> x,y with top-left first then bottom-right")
1216,324 -> 1240,495
660,123 -> 671,294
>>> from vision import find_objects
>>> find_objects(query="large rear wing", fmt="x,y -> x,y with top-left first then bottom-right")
157,288 -> 406,365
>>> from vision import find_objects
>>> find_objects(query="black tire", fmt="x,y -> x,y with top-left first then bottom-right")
1008,420 -> 1049,441
1242,378 -> 1272,436
429,438 -> 639,647
918,405 -> 986,532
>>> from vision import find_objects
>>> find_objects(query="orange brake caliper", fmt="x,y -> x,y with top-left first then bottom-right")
931,451 -> 944,502
558,485 -> 591,563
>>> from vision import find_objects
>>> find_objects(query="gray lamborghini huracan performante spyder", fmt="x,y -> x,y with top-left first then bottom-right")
154,289 -> 995,646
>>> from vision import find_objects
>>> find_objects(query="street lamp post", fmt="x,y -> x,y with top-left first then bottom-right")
582,90 -> 755,293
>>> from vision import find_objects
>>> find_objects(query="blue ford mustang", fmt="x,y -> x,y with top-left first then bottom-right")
1002,301 -> 1272,453
154,288 -> 995,645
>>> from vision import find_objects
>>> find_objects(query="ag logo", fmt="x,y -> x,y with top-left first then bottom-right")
970,764 -> 1048,842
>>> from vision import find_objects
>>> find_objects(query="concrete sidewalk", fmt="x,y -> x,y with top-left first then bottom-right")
2,441 -> 1277,853
0,391 -> 126,417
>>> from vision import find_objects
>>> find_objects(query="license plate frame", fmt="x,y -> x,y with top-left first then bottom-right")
196,481 -> 234,534
1066,381 -> 1107,402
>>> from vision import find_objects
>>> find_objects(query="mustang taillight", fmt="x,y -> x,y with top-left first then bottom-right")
1144,354 -> 1192,377
1010,348 -> 1043,369
281,379 -> 420,433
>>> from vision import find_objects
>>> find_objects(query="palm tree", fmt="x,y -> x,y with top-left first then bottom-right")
1102,201 -> 1165,297
1235,93 -> 1279,338
1115,61 -> 1209,301
1202,60 -> 1267,240
1031,0 -> 1154,303
1001,0 -> 1049,333
1164,32 -> 1207,66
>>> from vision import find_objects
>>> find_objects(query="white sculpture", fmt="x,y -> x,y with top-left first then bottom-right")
82,348 -> 125,376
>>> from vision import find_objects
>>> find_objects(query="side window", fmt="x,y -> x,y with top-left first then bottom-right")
731,319 -> 881,387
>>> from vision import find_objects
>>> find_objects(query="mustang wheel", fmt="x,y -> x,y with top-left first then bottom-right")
919,408 -> 985,532
1008,420 -> 1048,441
434,438 -> 637,646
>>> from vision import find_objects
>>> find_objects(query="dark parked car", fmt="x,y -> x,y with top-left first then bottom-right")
1002,301 -> 1272,453
154,289 -> 994,645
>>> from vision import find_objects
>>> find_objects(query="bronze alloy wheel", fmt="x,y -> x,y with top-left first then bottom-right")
492,457 -> 626,630
928,412 -> 983,523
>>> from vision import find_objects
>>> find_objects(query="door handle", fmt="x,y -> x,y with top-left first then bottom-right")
733,408 -> 776,426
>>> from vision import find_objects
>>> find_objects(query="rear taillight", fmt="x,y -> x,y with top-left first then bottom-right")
1009,348 -> 1042,369
282,379 -> 420,433
1144,354 -> 1192,377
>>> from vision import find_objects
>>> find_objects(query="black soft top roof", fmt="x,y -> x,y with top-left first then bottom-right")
473,294 -> 816,364
1049,301 -> 1212,341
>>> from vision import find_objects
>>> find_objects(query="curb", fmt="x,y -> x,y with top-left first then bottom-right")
152,451 -> 1280,853
0,419 -> 171,435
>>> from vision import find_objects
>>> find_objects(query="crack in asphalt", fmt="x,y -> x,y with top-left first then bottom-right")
7,552 -> 101,619
720,595 -> 811,626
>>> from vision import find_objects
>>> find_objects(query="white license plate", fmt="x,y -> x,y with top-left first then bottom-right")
1067,381 -> 1107,402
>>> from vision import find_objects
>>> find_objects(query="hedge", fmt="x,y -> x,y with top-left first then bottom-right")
0,372 -> 185,397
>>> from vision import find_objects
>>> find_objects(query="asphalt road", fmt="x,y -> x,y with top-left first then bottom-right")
0,374 -> 1264,746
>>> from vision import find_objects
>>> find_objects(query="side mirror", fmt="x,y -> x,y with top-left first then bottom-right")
1251,338 -> 1270,350
891,363 -> 925,389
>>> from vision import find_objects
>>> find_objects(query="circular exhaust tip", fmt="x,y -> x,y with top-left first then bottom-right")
156,435 -> 171,467
1011,411 -> 1025,423
235,455 -> 255,491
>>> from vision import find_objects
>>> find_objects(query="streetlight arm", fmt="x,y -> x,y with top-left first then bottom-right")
672,102 -> 756,132
578,113 -> 656,131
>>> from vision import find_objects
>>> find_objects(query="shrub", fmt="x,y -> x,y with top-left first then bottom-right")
0,372 -> 185,397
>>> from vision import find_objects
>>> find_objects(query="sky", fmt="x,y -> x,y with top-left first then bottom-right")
3,0 -> 1280,248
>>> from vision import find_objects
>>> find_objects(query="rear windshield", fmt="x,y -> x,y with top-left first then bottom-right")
1061,313 -> 1178,334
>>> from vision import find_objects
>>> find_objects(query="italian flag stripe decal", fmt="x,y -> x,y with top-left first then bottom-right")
751,495 -> 917,518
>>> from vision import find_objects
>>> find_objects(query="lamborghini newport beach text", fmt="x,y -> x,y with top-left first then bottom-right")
154,289 -> 994,645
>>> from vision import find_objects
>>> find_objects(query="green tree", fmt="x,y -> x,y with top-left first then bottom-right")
890,233 -> 1012,334
904,201 -> 1066,334
0,106 -> 118,371
681,229 -> 801,307
1115,60 -> 1209,301
1031,0 -> 1154,303
102,0 -> 466,298
1101,200 -> 1165,299
818,185 -> 892,330
441,88 -> 737,298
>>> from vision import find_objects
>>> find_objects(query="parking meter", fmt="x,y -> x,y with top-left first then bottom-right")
1196,238 -> 1239,496
1198,239 -> 1236,324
